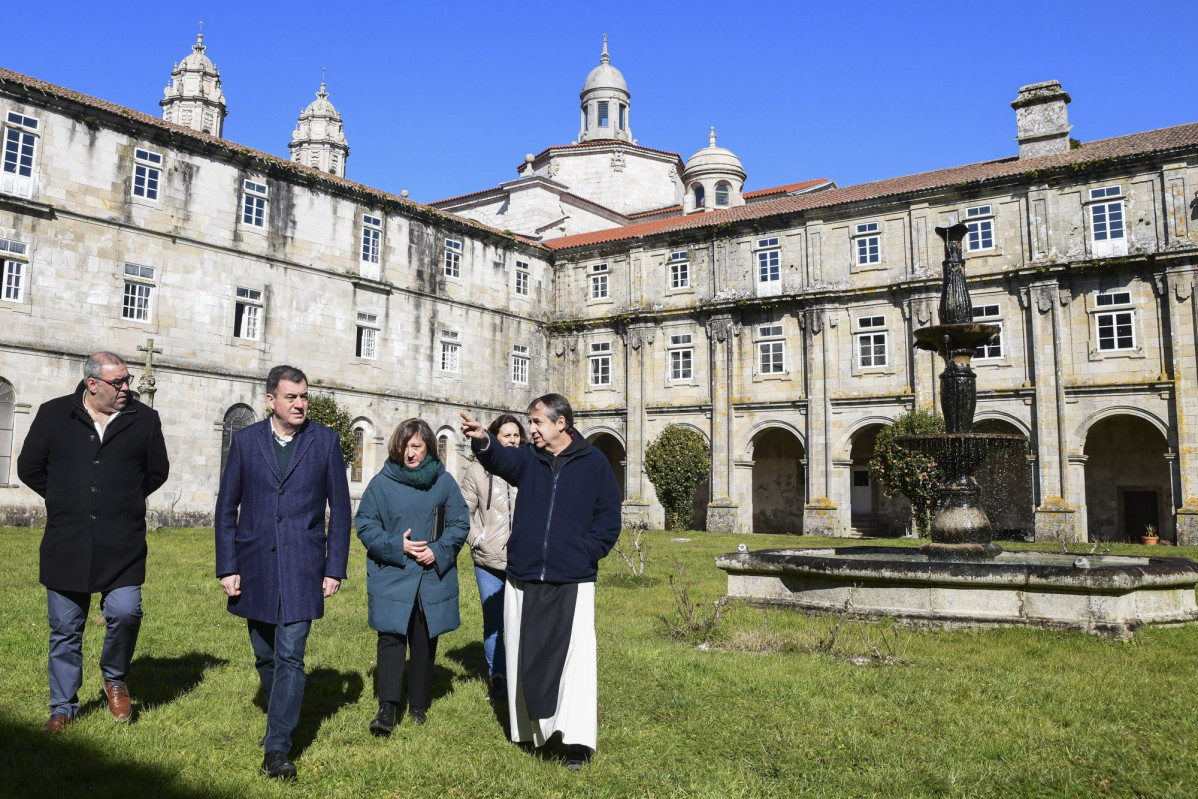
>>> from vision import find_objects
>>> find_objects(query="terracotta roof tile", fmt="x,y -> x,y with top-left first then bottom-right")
743,178 -> 830,199
544,123 -> 1198,251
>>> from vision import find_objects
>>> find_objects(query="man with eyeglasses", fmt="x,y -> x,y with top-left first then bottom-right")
17,351 -> 170,732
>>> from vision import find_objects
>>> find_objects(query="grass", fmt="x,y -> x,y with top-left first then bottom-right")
2,526 -> 1198,797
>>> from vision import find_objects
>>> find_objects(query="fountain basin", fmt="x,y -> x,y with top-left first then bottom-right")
716,546 -> 1198,638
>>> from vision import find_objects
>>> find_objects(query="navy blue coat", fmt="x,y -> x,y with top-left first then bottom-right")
473,431 -> 621,584
214,419 -> 351,624
355,459 -> 469,638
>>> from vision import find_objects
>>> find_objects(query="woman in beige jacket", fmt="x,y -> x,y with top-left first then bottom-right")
460,414 -> 526,703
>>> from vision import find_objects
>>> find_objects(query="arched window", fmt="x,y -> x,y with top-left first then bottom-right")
221,404 -> 257,476
693,184 -> 706,209
437,433 -> 449,463
351,427 -> 365,483
715,183 -> 731,207
0,379 -> 14,485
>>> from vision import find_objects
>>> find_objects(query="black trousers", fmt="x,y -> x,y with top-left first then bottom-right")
376,601 -> 437,710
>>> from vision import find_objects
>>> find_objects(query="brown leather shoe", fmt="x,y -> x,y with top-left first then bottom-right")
41,713 -> 72,733
104,680 -> 132,721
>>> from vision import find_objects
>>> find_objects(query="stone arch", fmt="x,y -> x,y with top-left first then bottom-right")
691,183 -> 705,209
0,377 -> 14,485
845,419 -> 906,536
435,425 -> 460,477
1074,405 -> 1170,448
221,403 -> 257,476
1082,413 -> 1172,542
740,419 -> 805,461
579,424 -> 625,450
972,418 -> 1034,539
838,414 -> 896,459
349,416 -> 377,484
714,182 -> 732,207
749,425 -> 805,534
973,410 -> 1031,439
585,429 -> 627,501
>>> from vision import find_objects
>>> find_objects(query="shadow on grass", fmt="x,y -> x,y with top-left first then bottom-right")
72,652 -> 229,722
0,714 -> 228,799
291,667 -> 364,757
442,643 -> 510,735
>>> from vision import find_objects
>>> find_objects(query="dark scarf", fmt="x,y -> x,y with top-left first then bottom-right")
399,455 -> 441,490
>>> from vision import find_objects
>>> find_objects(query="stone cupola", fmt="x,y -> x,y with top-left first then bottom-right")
1011,80 -> 1072,159
160,31 -> 228,138
682,128 -> 746,213
289,79 -> 350,178
579,35 -> 632,143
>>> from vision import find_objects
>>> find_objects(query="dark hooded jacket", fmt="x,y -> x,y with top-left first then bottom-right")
17,381 -> 170,592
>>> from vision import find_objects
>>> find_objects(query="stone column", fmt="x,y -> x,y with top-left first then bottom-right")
705,313 -> 740,532
1166,269 -> 1198,544
1027,280 -> 1078,541
1066,455 -> 1089,539
801,308 -> 838,535
621,324 -> 654,529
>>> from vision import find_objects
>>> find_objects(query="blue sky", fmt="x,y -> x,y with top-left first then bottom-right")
5,0 -> 1194,204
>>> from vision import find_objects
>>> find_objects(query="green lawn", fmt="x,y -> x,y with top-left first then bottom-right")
2,526 -> 1198,798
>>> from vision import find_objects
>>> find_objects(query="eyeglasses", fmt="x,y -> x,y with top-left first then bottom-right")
96,375 -> 133,389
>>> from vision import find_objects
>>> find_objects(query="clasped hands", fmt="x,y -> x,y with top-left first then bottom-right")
403,528 -> 436,566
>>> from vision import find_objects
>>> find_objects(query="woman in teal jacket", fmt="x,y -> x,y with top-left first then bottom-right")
355,418 -> 469,735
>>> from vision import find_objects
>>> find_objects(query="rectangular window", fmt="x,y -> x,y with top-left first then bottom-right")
2,112 -> 39,198
756,237 -> 780,295
511,344 -> 529,385
361,214 -> 382,264
756,324 -> 785,374
356,312 -> 379,359
590,262 -> 609,300
589,341 -> 612,386
132,148 -> 162,201
234,286 -> 263,340
439,329 -> 460,372
669,334 -> 693,381
971,303 -> 1003,359
598,101 -> 609,127
855,315 -> 887,368
854,222 -> 880,265
121,263 -> 155,322
1094,290 -> 1135,351
1088,186 -> 1126,258
669,251 -> 690,290
618,104 -> 626,131
444,238 -> 462,278
1,237 -> 28,303
514,260 -> 530,296
242,179 -> 267,227
966,205 -> 994,252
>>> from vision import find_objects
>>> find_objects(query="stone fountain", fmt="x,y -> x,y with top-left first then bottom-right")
716,226 -> 1198,637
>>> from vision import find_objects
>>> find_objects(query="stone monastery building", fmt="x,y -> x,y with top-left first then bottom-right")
2,35 -> 1198,545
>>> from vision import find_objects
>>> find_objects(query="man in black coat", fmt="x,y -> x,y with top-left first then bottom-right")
17,352 -> 169,732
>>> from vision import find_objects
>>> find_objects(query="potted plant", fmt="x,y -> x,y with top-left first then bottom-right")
1141,524 -> 1159,546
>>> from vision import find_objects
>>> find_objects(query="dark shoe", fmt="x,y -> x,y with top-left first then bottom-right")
565,744 -> 590,771
488,675 -> 507,706
369,701 -> 397,737
260,750 -> 297,780
104,680 -> 131,721
41,713 -> 72,733
408,707 -> 427,725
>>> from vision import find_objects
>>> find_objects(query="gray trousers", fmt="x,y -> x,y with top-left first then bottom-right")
46,586 -> 142,717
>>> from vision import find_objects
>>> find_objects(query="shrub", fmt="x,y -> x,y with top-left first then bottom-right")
306,394 -> 356,463
869,408 -> 945,536
644,425 -> 711,531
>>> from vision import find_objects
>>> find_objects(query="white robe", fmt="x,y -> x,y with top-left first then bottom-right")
504,578 -> 598,751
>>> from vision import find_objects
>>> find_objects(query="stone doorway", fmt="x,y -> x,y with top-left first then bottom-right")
1083,414 -> 1172,542
588,432 -> 627,501
750,428 -> 805,534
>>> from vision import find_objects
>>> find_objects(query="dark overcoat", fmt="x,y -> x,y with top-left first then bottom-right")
214,419 -> 351,624
355,458 -> 469,638
17,383 -> 170,593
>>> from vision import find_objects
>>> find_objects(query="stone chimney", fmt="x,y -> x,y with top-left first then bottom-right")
1011,81 -> 1072,159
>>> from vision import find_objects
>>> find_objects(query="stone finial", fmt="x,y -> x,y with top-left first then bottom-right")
601,33 -> 609,64
709,126 -> 717,148
1011,80 -> 1072,159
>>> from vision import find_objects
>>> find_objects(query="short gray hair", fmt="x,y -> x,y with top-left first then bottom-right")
528,393 -> 573,430
84,352 -> 126,381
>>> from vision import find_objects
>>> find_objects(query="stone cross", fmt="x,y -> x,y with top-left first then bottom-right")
136,338 -> 163,407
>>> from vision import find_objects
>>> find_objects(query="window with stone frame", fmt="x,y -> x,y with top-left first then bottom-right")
715,182 -> 731,207
755,237 -> 781,296
1,237 -> 29,303
242,179 -> 268,227
589,341 -> 612,386
514,260 -> 530,296
756,324 -> 786,375
132,148 -> 163,201
598,101 -> 609,127
221,404 -> 256,476
590,262 -> 609,300
511,344 -> 529,384
439,329 -> 461,372
972,304 -> 1003,359
361,214 -> 383,271
855,314 -> 888,368
1,111 -> 39,198
444,238 -> 462,278
669,251 -> 690,290
966,205 -> 995,252
121,263 -> 155,322
668,334 -> 694,381
1088,186 -> 1127,258
234,287 -> 263,340
356,312 -> 379,359
854,222 -> 881,266
1094,289 -> 1136,352
618,104 -> 626,131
